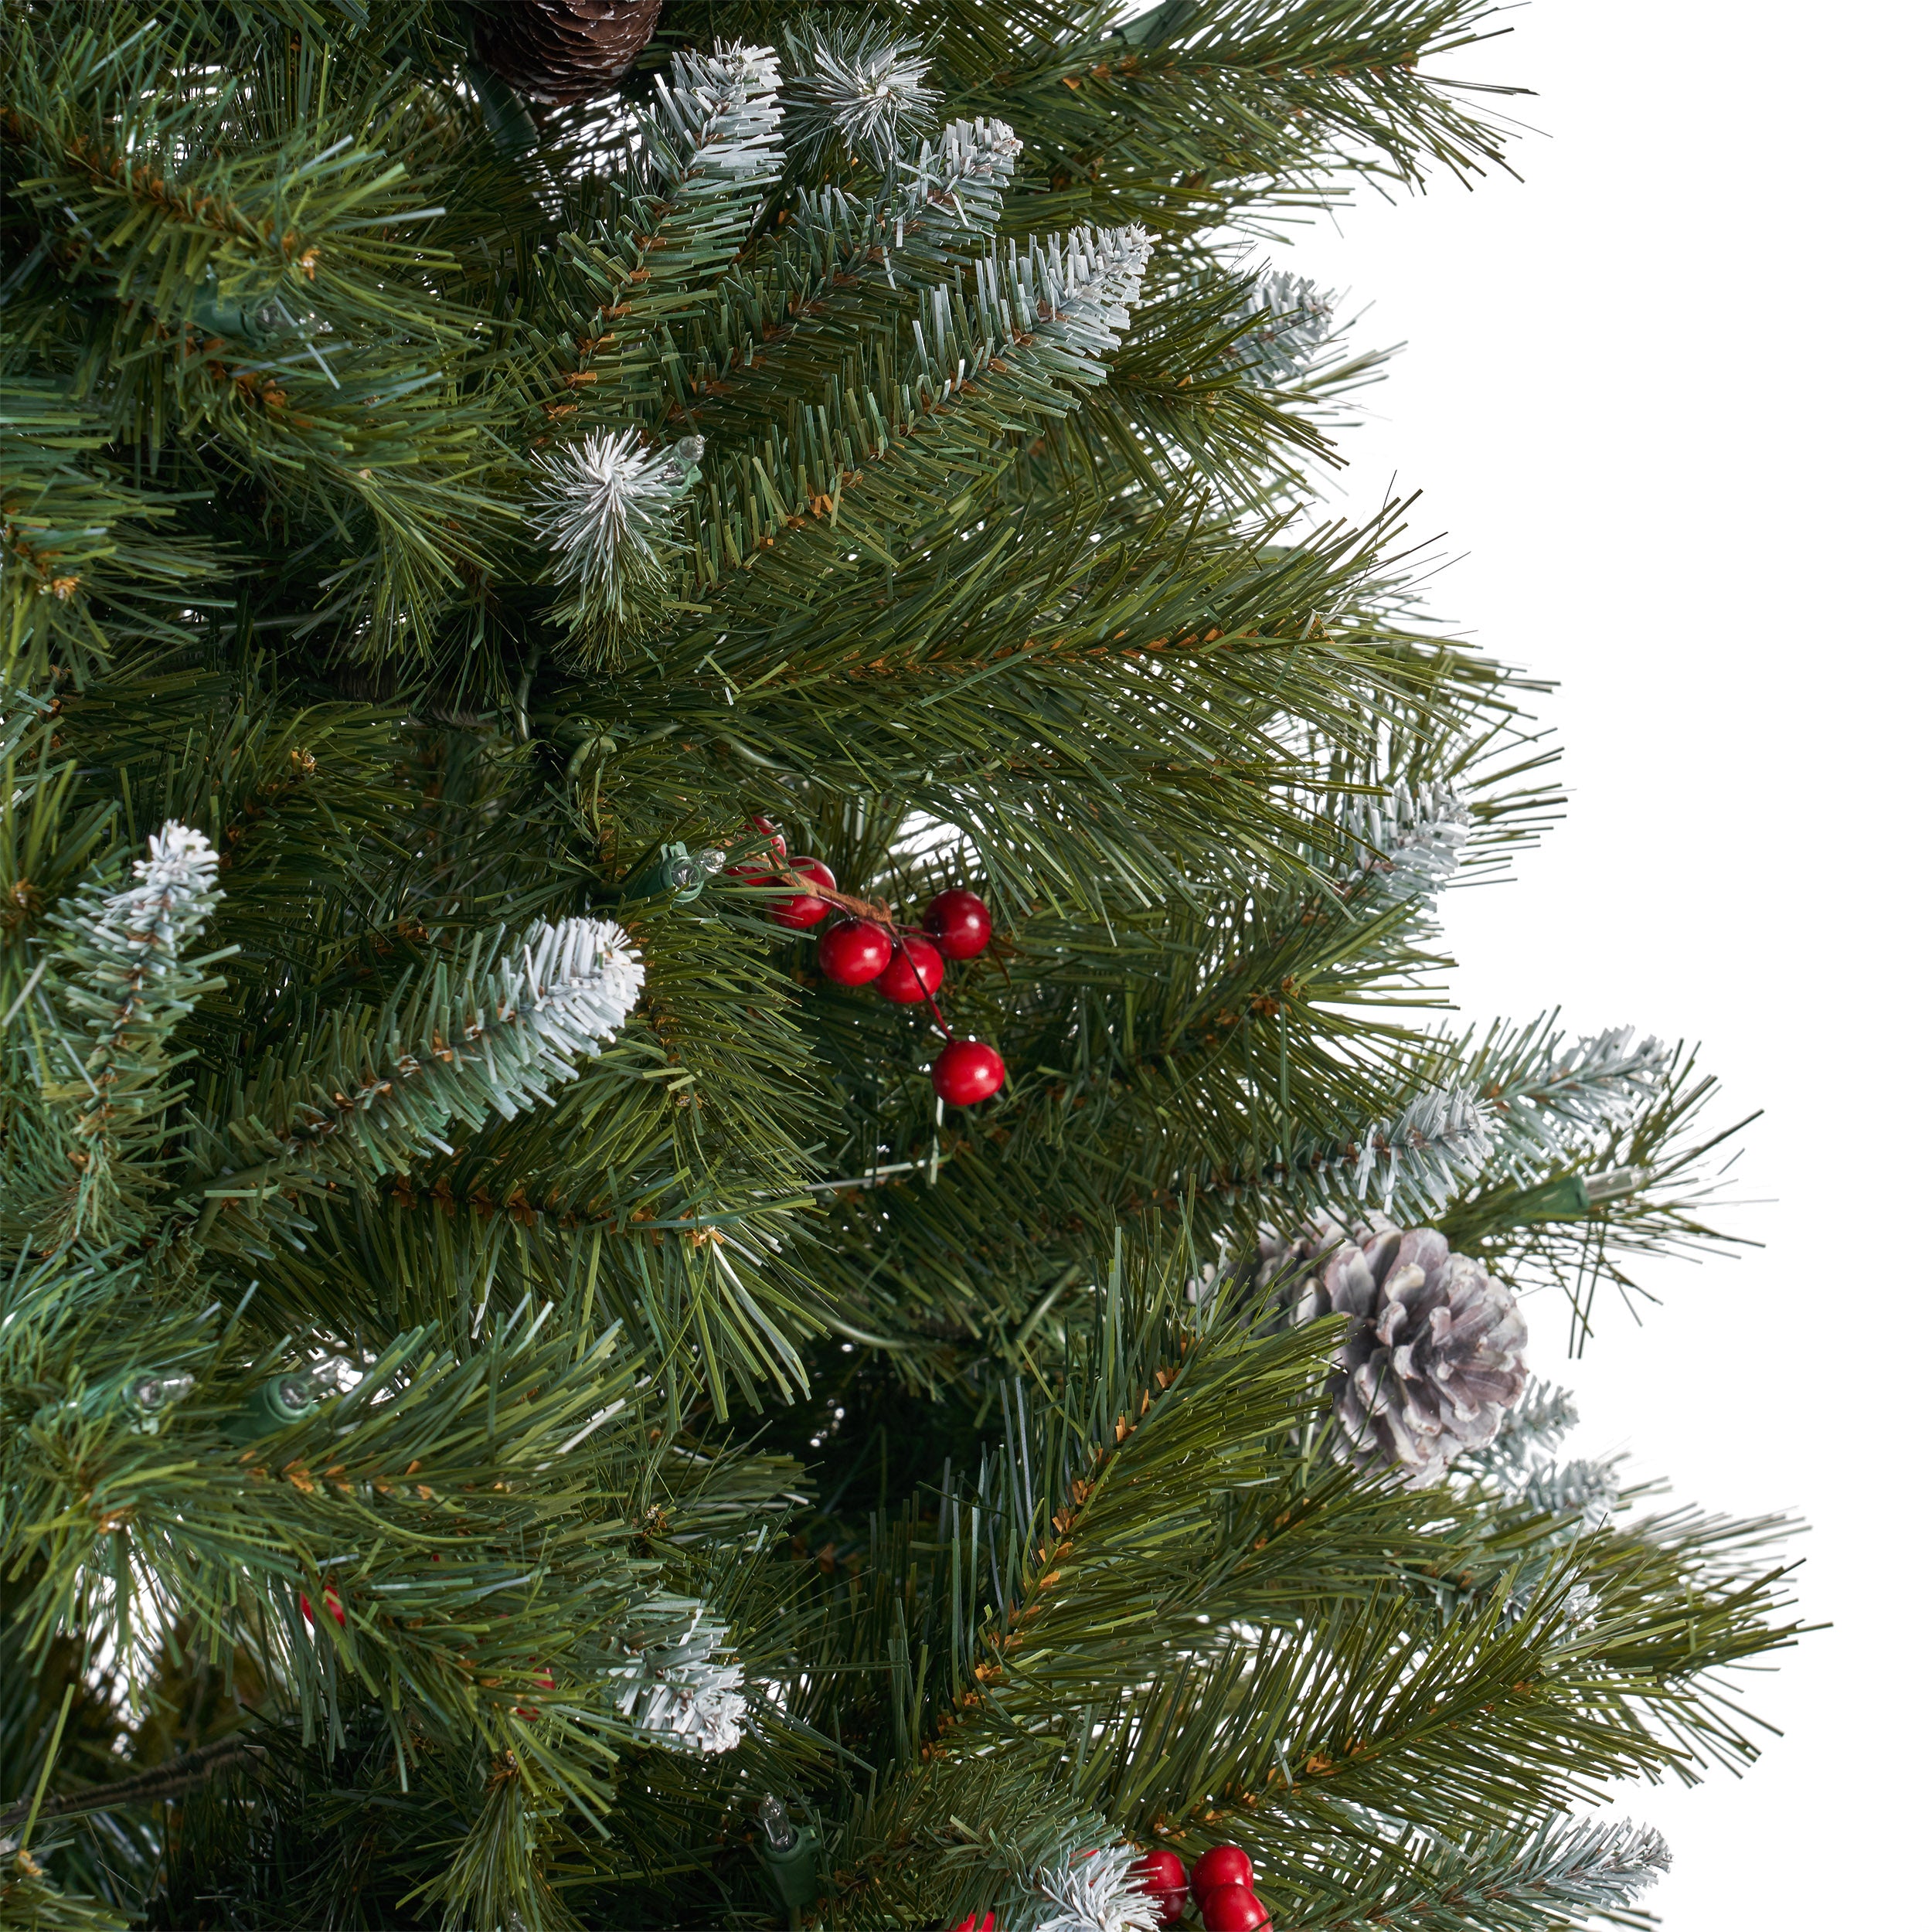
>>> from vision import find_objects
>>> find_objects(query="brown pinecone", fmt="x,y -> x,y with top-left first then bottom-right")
1255,1214 -> 1530,1486
473,0 -> 665,105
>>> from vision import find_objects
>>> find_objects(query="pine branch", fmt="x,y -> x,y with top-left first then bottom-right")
1469,1022 -> 1675,1185
679,217 -> 1152,594
0,378 -> 223,684
1435,1036 -> 1757,1342
1296,1815 -> 1670,1930
29,824 -> 229,1251
934,0 -> 1525,240
184,916 -> 646,1216
1234,273 -> 1344,386
6,22 -> 522,658
537,40 -> 787,433
1304,1084 -> 1498,1218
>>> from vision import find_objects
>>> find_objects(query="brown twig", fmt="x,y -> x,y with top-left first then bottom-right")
0,1733 -> 267,1838
769,866 -> 899,929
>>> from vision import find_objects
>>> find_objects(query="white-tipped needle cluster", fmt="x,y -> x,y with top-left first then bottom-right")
1027,224 -> 1155,366
1235,270 -> 1341,383
607,1616 -> 749,1756
653,41 -> 785,181
1339,779 -> 1471,905
495,917 -> 648,1090
795,32 -> 938,157
951,224 -> 1149,386
1514,1455 -> 1622,1532
1585,1821 -> 1671,1884
1031,1844 -> 1161,1932
294,917 -> 645,1167
1342,1084 -> 1498,1213
1488,1026 -> 1671,1167
95,821 -> 223,964
896,116 -> 1023,238
529,433 -> 704,604
1535,1818 -> 1671,1902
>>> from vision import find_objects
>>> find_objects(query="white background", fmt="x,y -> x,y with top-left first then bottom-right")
1281,0 -> 1928,1917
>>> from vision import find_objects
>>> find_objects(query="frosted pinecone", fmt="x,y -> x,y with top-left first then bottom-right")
1250,1214 -> 1530,1485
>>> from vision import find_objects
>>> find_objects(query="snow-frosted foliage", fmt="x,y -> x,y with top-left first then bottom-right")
1458,1380 -> 1620,1527
1026,1843 -> 1159,1932
1514,1817 -> 1670,1906
895,116 -> 1023,240
32,822 -> 227,1243
1355,1815 -> 1670,1923
899,224 -> 1150,419
1234,270 -> 1340,384
1338,779 -> 1471,906
1500,1569 -> 1602,1632
788,113 -> 1021,288
1324,1084 -> 1498,1217
1462,1383 -> 1621,1617
1478,1023 -> 1672,1182
81,821 -> 222,975
1001,225 -> 1154,376
52,821 -> 223,1086
606,1615 -> 749,1756
529,432 -> 704,607
485,919 -> 646,1097
1515,1455 -> 1622,1530
786,25 -> 938,169
648,41 -> 785,186
274,919 -> 645,1182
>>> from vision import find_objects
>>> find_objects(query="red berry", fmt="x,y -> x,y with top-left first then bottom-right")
1130,1850 -> 1187,1895
1192,1846 -> 1255,1900
1130,1851 -> 1189,1925
726,815 -> 787,878
1199,1886 -> 1270,1932
878,931 -> 945,1004
818,919 -> 893,985
769,855 -> 835,929
299,1587 -> 345,1628
922,888 -> 993,961
931,1039 -> 1005,1106
944,1915 -> 995,1932
513,1668 -> 555,1719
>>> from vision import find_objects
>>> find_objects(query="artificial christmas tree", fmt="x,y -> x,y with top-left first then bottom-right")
1,2 -> 1799,1928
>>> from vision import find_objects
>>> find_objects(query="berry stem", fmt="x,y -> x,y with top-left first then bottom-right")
915,971 -> 954,1043
767,867 -> 898,927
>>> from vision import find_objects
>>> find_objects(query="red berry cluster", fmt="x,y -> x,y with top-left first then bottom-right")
734,819 -> 1005,1107
1131,1845 -> 1270,1930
